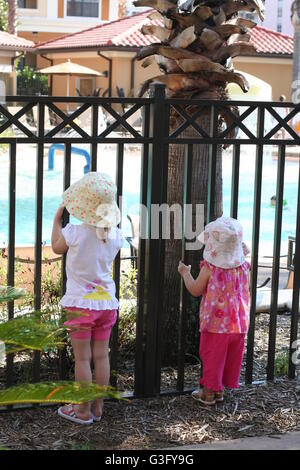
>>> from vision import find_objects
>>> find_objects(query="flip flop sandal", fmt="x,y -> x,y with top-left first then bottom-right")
215,393 -> 224,403
58,406 -> 93,425
191,389 -> 216,406
91,412 -> 102,423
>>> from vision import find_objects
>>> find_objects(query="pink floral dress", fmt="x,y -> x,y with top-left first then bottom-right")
199,260 -> 251,334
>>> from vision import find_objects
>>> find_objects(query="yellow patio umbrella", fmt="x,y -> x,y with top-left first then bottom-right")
38,59 -> 105,112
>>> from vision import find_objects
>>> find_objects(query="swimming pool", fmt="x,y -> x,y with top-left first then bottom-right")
0,142 -> 298,257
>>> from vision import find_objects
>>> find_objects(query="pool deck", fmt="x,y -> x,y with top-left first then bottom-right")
2,245 -> 290,293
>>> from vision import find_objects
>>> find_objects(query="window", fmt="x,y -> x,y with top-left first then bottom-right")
18,0 -> 37,8
238,11 -> 259,22
67,0 -> 99,18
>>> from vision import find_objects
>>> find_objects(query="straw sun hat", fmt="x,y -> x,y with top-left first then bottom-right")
198,216 -> 250,269
62,172 -> 120,228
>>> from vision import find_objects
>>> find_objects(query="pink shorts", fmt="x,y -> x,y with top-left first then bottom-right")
64,307 -> 117,341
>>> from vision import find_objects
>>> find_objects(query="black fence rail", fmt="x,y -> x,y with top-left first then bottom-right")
0,85 -> 300,402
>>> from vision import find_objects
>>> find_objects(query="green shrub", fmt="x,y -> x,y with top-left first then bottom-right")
274,350 -> 290,377
16,65 -> 48,96
118,267 -> 137,357
0,286 -> 121,405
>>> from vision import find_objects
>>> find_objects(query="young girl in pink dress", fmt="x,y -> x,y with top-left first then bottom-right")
178,217 -> 250,405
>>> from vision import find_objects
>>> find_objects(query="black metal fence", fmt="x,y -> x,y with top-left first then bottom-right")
1,85 -> 300,401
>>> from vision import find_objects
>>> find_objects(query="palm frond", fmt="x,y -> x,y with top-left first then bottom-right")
0,381 -> 121,406
136,0 -> 264,100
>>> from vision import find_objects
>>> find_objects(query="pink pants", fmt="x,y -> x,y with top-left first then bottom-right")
199,331 -> 245,392
64,308 -> 117,341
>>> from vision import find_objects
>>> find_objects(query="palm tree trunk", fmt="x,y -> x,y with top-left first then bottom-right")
8,0 -> 17,35
161,110 -> 222,365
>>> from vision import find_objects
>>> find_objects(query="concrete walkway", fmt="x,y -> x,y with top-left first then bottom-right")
165,432 -> 300,450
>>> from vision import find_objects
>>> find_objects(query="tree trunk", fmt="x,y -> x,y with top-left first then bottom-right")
8,0 -> 17,35
161,110 -> 223,365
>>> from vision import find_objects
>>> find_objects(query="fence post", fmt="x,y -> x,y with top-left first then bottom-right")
136,83 -> 168,397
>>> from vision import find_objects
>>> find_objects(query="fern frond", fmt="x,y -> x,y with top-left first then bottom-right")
0,286 -> 26,303
0,312 -> 66,353
0,381 -> 121,406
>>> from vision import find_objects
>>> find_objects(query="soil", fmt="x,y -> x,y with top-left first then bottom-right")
0,312 -> 299,450
0,377 -> 299,450
0,248 -> 298,450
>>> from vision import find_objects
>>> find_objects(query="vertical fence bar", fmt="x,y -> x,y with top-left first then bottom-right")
135,103 -> 150,397
267,144 -> 285,381
6,142 -> 17,387
143,83 -> 168,396
288,158 -> 300,378
207,105 -> 218,224
245,106 -> 265,384
154,96 -> 169,395
230,144 -> 240,219
62,143 -> 71,292
110,143 -> 124,388
33,102 -> 45,383
59,142 -> 71,380
90,104 -> 98,171
177,143 -> 193,391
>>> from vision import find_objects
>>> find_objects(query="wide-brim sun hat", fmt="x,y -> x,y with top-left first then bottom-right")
197,216 -> 249,269
62,172 -> 121,228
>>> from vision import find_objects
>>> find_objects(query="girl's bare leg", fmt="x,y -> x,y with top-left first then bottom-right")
92,339 -> 110,417
70,337 -> 92,419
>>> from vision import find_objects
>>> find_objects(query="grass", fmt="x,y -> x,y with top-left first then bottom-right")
274,349 -> 290,377
71,443 -> 92,451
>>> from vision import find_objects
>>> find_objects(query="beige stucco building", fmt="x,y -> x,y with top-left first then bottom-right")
11,5 -> 296,104
0,31 -> 34,95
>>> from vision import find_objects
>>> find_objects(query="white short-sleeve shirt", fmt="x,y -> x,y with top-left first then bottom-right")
60,223 -> 124,311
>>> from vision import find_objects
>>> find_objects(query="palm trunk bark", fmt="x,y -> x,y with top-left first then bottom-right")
134,0 -> 264,366
161,110 -> 222,365
8,0 -> 17,35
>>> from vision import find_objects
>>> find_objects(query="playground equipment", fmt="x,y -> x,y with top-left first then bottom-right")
48,144 -> 90,174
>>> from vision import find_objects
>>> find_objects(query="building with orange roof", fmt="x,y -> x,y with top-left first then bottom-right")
29,9 -> 294,105
0,30 -> 34,95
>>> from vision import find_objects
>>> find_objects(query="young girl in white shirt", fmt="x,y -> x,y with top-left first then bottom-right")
51,172 -> 123,425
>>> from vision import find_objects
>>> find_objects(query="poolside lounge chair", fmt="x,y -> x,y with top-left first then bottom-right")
63,107 -> 107,136
255,281 -> 295,314
255,238 -> 297,314
7,106 -> 37,135
32,106 -> 56,134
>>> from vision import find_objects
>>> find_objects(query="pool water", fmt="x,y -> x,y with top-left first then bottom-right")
0,143 -> 298,257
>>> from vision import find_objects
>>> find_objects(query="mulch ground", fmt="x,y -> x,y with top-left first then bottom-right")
0,378 -> 299,450
1,289 -> 299,449
0,311 -> 299,450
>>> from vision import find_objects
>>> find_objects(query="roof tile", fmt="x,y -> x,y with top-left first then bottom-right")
0,31 -> 34,50
35,9 -> 294,56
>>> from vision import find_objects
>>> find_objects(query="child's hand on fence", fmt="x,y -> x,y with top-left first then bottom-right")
242,242 -> 250,256
178,260 -> 191,277
54,203 -> 65,222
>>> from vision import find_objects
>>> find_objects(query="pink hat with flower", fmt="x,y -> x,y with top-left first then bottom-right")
198,216 -> 250,269
62,172 -> 120,228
